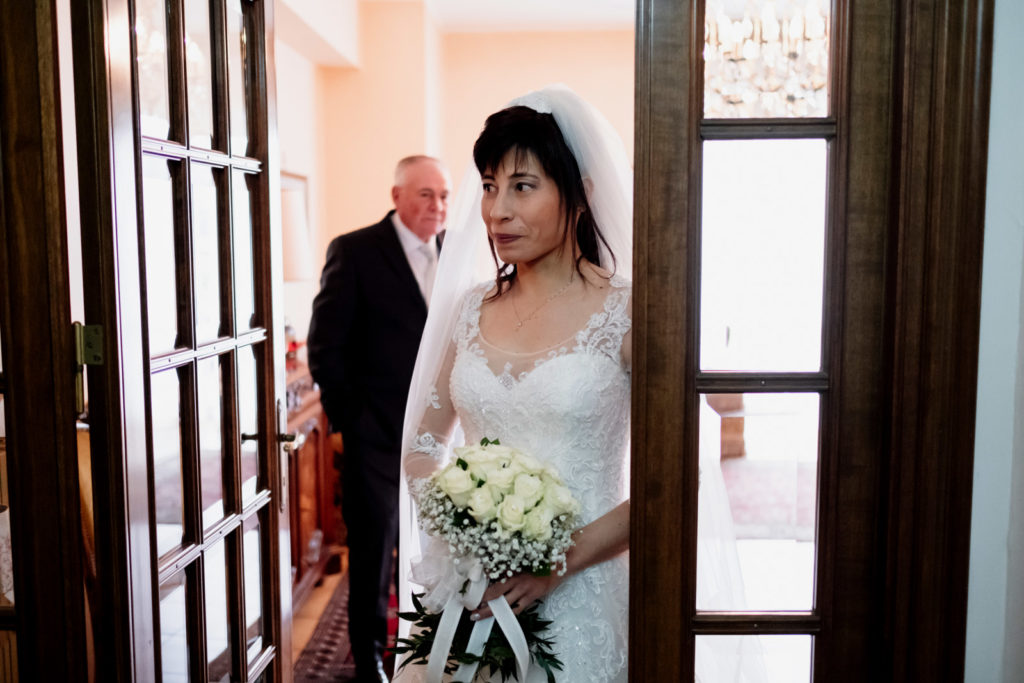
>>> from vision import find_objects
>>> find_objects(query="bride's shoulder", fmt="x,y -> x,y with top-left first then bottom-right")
596,269 -> 631,321
608,273 -> 631,292
455,281 -> 495,316
467,280 -> 496,302
583,262 -> 630,291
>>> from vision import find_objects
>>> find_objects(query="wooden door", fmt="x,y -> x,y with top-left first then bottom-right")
70,0 -> 292,680
0,2 -> 91,680
630,0 -> 993,680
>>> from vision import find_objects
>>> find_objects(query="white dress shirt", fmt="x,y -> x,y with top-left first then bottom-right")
392,213 -> 438,305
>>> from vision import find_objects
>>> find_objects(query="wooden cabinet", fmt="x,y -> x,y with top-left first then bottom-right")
286,362 -> 343,610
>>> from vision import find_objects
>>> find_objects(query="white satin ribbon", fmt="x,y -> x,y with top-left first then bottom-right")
489,595 -> 530,682
451,615 -> 494,682
420,558 -> 532,683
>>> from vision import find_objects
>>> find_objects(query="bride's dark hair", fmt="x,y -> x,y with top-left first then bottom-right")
472,105 -> 615,296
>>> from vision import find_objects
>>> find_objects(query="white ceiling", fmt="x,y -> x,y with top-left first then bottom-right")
422,0 -> 636,33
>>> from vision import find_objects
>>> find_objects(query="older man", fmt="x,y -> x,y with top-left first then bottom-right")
308,155 -> 449,682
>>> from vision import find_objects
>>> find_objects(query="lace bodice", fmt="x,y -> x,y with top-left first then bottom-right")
453,279 -> 631,522
404,276 -> 632,682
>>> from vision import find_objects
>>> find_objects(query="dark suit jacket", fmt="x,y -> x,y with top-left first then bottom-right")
307,212 -> 429,485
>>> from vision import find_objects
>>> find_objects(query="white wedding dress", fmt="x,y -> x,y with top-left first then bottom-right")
402,276 -> 632,683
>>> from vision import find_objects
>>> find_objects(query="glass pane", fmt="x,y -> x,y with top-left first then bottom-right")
242,514 -> 264,661
142,156 -> 182,354
226,0 -> 250,155
136,0 -> 172,138
697,393 -> 818,611
232,172 -> 256,332
152,368 -> 186,557
237,345 -> 260,503
184,0 -> 215,148
704,0 -> 830,118
204,539 -> 233,682
159,572 -> 190,683
700,139 -> 826,372
197,356 -> 225,527
696,634 -> 811,683
192,164 -> 224,343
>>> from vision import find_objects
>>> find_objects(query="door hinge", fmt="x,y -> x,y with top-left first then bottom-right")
73,322 -> 104,415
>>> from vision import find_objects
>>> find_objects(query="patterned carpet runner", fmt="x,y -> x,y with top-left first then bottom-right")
293,572 -> 398,682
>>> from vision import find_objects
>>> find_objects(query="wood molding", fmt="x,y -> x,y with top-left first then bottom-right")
884,0 -> 995,679
0,0 -> 88,678
815,0 -> 897,677
253,0 -> 296,676
630,0 -> 700,680
69,0 -> 157,679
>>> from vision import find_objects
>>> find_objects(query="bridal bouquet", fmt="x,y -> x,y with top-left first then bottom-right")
395,438 -> 581,683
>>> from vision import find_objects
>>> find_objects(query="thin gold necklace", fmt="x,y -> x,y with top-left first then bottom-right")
511,273 -> 575,331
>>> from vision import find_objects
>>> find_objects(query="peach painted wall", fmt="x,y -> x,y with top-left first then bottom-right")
288,7 -> 634,338
276,0 -> 359,66
316,1 -> 439,264
440,30 -> 635,192
275,39 -> 322,338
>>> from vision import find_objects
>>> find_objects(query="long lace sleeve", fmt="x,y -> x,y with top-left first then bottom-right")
403,337 -> 459,485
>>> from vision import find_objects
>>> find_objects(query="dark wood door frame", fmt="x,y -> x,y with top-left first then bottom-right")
0,1 -> 90,679
883,0 -> 994,678
631,0 -> 994,680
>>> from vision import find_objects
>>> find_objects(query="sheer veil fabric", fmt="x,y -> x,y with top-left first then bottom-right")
395,85 -> 765,681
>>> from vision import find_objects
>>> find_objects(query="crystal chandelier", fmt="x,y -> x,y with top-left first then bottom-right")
704,0 -> 830,118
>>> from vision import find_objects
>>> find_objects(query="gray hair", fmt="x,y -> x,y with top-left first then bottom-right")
394,155 -> 446,187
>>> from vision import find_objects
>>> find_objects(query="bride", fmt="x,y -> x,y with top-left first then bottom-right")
396,86 -> 763,682
398,86 -> 631,682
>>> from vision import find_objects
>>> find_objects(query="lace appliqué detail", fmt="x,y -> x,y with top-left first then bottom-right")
573,277 -> 631,363
410,432 -> 446,462
454,277 -> 631,389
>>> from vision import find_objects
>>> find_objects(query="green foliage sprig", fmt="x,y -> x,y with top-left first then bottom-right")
392,592 -> 563,683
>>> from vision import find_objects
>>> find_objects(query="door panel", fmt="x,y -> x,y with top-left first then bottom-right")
632,0 -> 992,679
70,0 -> 289,679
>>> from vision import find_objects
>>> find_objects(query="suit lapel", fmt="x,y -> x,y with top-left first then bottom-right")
372,214 -> 428,315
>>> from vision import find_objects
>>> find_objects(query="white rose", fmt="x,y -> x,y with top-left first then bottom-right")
512,451 -> 545,475
504,457 -> 526,478
513,473 -> 544,509
437,466 -> 474,508
466,459 -> 491,482
455,445 -> 491,464
467,487 -> 497,523
483,481 -> 505,505
452,446 -> 491,481
497,494 -> 527,533
482,443 -> 515,461
483,462 -> 517,493
523,505 -> 555,542
544,483 -> 580,517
